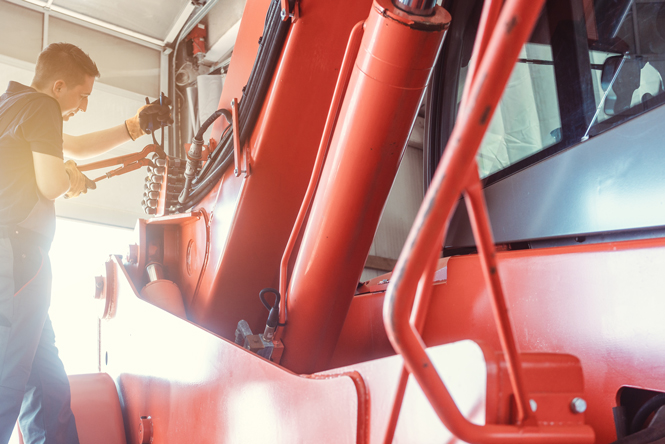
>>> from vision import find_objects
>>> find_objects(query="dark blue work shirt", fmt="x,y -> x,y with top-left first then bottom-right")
0,82 -> 63,227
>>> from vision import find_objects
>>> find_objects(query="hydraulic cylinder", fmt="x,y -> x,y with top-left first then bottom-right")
280,0 -> 450,373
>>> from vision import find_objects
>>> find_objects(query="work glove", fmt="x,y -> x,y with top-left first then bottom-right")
125,95 -> 174,141
64,160 -> 96,199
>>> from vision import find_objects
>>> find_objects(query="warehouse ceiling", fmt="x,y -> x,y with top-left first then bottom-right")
4,0 -> 244,48
41,0 -> 193,42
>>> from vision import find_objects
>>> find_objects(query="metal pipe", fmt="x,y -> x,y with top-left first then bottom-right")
393,0 -> 437,16
277,20 -> 366,328
185,85 -> 200,137
459,0 -> 503,112
382,0 -> 595,441
465,168 -> 533,424
146,262 -> 165,282
383,248 -> 443,444
279,0 -> 449,374
459,0 -> 533,426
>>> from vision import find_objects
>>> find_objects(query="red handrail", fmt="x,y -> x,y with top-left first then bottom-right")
277,20 -> 365,327
382,0 -> 595,442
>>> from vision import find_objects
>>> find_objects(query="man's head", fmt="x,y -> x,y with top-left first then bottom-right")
31,43 -> 100,121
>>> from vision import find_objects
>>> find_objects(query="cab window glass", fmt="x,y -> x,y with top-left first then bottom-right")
588,1 -> 665,134
475,43 -> 561,178
447,0 -> 665,183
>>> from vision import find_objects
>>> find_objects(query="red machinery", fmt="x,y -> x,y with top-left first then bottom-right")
64,0 -> 665,442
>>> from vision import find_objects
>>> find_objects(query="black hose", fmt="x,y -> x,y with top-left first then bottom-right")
630,393 -> 665,433
179,150 -> 234,208
196,126 -> 233,180
179,108 -> 232,204
259,288 -> 281,331
195,108 -> 231,141
259,288 -> 281,311
238,0 -> 293,146
176,0 -> 294,211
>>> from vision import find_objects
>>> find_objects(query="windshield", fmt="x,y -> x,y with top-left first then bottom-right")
451,0 -> 665,181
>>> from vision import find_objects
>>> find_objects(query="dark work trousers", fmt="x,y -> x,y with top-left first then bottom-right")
0,236 -> 79,444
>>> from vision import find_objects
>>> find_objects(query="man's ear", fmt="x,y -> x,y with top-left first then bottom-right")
52,80 -> 67,98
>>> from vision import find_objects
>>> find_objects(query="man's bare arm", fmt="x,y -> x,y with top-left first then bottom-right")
32,152 -> 69,200
62,124 -> 131,160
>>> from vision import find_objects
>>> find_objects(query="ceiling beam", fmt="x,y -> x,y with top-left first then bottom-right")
6,0 -> 165,49
163,3 -> 197,46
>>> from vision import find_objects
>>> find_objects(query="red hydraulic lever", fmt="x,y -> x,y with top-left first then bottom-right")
77,144 -> 164,182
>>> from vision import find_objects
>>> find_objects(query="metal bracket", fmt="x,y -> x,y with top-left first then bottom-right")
280,0 -> 299,22
232,98 -> 250,178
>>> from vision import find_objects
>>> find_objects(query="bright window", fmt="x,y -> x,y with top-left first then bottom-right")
49,218 -> 134,374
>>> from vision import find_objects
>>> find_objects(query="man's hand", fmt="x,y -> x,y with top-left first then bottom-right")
64,160 -> 96,199
125,95 -> 173,141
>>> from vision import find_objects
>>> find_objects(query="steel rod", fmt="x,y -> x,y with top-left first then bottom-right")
277,20 -> 365,327
382,0 -> 595,441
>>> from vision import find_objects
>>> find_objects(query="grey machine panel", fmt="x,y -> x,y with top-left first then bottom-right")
446,104 -> 665,248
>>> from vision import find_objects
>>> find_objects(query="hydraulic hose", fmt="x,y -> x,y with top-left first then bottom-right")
179,108 -> 232,204
195,109 -> 231,142
630,393 -> 665,434
175,0 -> 295,211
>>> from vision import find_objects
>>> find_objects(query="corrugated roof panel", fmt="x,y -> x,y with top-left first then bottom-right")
52,0 -> 191,40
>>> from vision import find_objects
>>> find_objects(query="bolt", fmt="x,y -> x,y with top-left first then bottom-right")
280,9 -> 286,19
570,397 -> 587,414
529,399 -> 537,412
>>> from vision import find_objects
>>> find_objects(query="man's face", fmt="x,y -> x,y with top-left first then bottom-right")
53,75 -> 95,121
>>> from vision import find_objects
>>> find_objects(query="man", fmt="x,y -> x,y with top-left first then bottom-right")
0,43 -> 172,444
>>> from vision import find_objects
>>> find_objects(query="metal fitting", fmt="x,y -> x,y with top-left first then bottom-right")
146,262 -> 165,282
263,325 -> 276,342
570,397 -> 587,414
529,399 -> 538,412
179,138 -> 204,204
138,416 -> 153,444
393,0 -> 436,16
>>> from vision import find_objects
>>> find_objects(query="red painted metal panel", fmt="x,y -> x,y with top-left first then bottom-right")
100,254 -> 504,443
175,0 -> 376,343
331,237 -> 665,443
82,0 -> 665,442
69,374 -> 127,444
102,256 -> 362,444
18,373 -> 128,444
